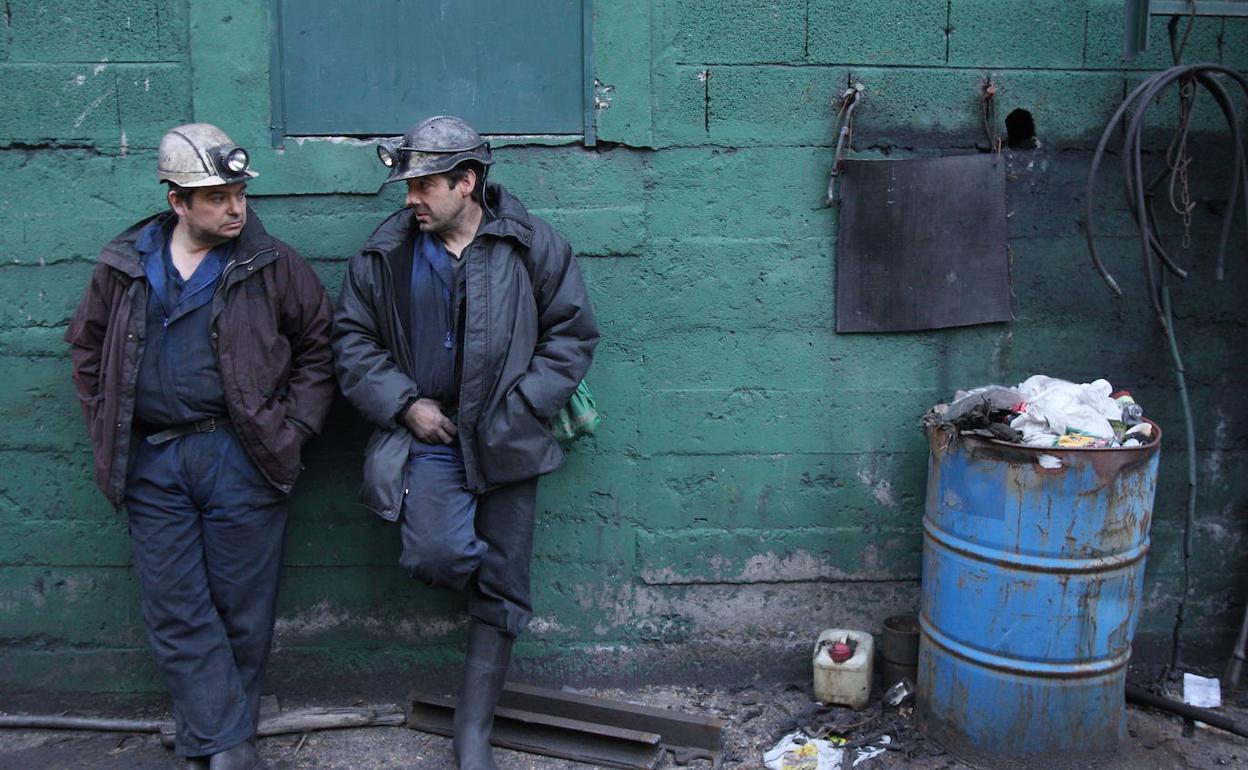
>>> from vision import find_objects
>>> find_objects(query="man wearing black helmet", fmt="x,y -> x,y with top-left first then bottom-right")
65,123 -> 335,770
332,115 -> 599,770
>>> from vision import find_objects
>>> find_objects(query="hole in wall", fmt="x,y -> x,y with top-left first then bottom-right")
1005,109 -> 1037,149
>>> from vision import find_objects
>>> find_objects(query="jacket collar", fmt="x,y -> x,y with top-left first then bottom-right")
478,183 -> 534,248
360,182 -> 535,261
97,206 -> 275,278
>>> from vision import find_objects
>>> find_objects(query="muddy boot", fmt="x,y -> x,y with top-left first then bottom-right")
208,740 -> 266,770
452,622 -> 514,770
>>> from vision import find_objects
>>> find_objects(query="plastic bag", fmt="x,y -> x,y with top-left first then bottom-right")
1009,375 -> 1122,442
763,731 -> 891,770
552,380 -> 599,444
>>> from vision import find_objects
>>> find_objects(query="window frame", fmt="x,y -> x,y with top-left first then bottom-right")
264,0 -> 597,146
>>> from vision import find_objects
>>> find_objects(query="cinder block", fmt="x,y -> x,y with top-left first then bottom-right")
0,64 -> 119,144
636,526 -> 922,584
651,64 -> 715,147
948,0 -> 1086,69
0,264 -> 91,329
0,566 -> 145,645
0,518 -> 130,566
1084,0 -> 1223,70
532,449 -> 640,523
284,520 -> 398,567
115,64 -> 192,150
1136,571 -> 1242,635
275,565 -> 462,645
826,66 -> 985,146
0,355 -> 85,452
987,70 -> 1127,147
634,237 -> 834,335
808,0 -> 948,66
1,214 -> 146,264
0,150 -> 157,232
635,387 -> 938,456
493,145 -> 650,207
535,519 -> 636,567
608,581 -> 921,640
7,0 -> 182,62
1,649 -> 163,694
700,65 -> 1118,147
248,210 -> 389,262
0,328 -> 75,358
0,449 -> 102,521
703,64 -> 842,146
530,206 -> 645,256
648,147 -> 837,239
634,452 -> 929,530
1224,18 -> 1248,70
593,0 -> 654,147
665,0 -> 807,64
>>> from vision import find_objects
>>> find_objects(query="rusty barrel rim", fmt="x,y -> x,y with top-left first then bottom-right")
919,613 -> 1131,679
923,516 -> 1150,573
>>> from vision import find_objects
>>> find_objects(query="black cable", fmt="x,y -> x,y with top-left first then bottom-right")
1084,62 -> 1248,672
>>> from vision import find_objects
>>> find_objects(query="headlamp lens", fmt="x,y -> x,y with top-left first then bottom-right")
377,144 -> 395,167
225,148 -> 249,174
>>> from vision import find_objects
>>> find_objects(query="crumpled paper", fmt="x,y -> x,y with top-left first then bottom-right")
763,731 -> 891,770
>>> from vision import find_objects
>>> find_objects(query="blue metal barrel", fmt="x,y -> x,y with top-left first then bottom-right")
917,425 -> 1160,763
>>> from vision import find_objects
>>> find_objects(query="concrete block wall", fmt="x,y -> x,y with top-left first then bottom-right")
1,0 -> 1246,694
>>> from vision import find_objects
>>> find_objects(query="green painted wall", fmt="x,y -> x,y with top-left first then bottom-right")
2,0 -> 1247,693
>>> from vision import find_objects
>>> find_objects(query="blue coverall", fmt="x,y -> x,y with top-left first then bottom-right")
125,220 -> 287,758
397,232 -> 537,637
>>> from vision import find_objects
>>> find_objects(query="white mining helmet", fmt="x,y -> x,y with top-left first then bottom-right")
156,123 -> 259,188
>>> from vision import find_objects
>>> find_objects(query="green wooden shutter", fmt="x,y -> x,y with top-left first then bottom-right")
272,0 -> 589,136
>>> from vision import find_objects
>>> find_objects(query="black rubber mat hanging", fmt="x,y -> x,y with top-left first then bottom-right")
827,82 -> 1010,333
834,152 -> 1011,332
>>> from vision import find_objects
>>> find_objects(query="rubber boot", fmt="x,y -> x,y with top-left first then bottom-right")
452,622 -> 514,770
208,740 -> 267,770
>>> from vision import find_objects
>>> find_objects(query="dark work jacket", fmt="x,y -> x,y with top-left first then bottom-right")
65,208 -> 337,506
332,183 -> 599,520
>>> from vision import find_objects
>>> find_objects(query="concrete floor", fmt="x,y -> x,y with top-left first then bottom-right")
1,680 -> 1245,769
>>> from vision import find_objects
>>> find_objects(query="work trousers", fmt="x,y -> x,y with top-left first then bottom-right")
124,425 -> 287,758
398,442 -> 538,637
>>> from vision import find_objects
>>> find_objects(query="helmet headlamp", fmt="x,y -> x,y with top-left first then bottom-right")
377,138 -> 400,168
207,144 -> 251,180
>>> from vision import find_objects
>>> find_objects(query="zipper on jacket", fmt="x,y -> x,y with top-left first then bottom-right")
214,246 -> 275,298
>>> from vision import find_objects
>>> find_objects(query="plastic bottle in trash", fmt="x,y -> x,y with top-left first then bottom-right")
1112,391 -> 1144,426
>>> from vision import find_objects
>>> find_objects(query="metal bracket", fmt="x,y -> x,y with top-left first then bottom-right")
1125,0 -> 1248,60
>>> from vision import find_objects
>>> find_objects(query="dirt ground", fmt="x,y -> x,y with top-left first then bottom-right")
1,677 -> 1246,769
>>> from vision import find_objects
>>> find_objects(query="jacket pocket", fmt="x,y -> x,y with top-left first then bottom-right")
478,380 -> 563,486
360,426 -> 411,521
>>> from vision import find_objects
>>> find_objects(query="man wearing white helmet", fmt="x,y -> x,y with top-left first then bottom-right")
65,123 -> 335,770
333,115 -> 599,770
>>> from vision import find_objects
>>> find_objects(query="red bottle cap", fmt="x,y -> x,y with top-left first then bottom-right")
830,641 -> 855,663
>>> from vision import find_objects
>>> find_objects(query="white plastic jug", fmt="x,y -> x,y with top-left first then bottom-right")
812,629 -> 874,708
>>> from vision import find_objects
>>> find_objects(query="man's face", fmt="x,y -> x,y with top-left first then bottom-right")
169,182 -> 247,246
405,172 -> 472,235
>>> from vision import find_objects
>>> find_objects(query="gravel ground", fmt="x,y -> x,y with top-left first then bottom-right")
2,679 -> 1246,769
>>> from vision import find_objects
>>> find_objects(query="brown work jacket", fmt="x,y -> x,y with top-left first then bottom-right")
65,208 -> 336,506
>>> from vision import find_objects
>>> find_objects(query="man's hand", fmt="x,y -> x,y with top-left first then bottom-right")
402,398 -> 458,445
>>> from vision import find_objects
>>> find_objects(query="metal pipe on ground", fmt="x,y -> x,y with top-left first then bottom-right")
0,716 -> 164,733
1125,684 -> 1248,739
0,705 -> 407,746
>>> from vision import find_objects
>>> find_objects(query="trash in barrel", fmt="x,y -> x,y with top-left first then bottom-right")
917,375 -> 1161,766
